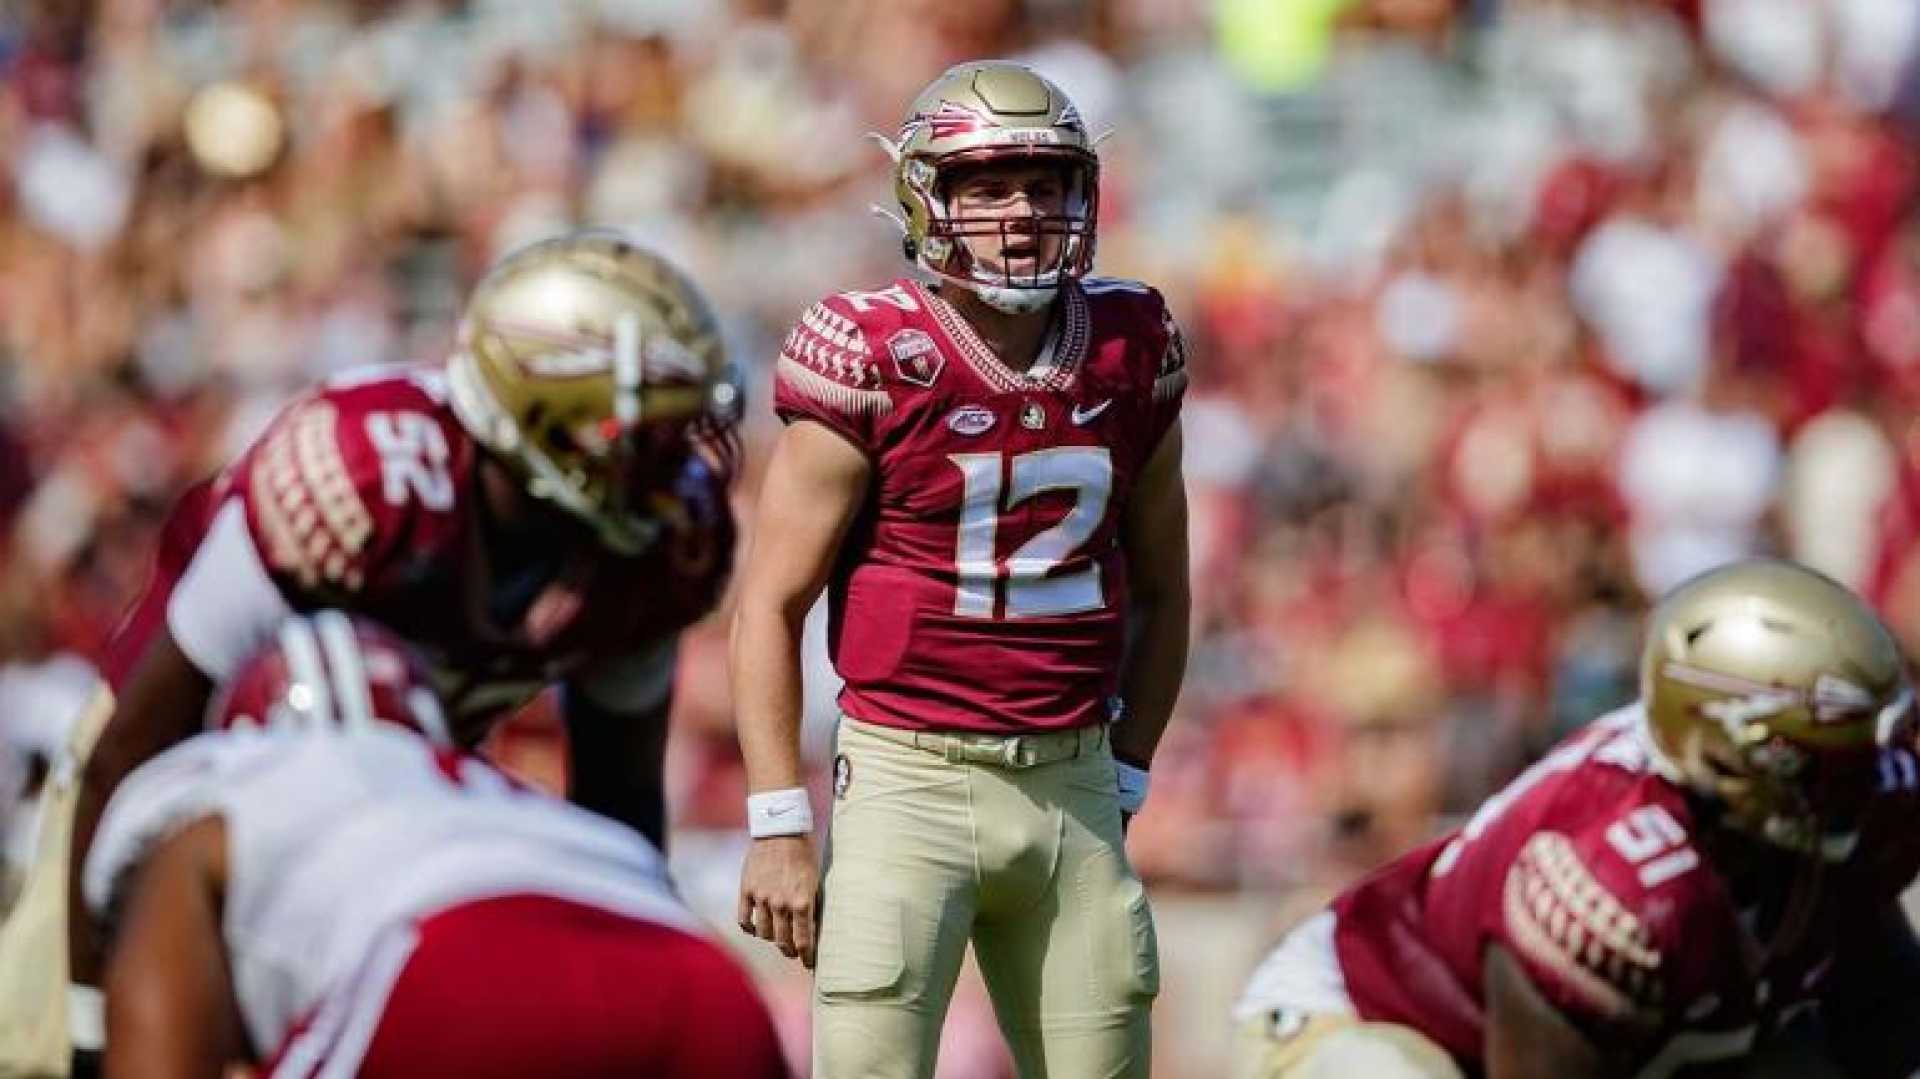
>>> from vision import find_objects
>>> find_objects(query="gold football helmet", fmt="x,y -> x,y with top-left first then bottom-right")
1643,559 -> 1912,859
876,60 -> 1097,304
447,232 -> 739,555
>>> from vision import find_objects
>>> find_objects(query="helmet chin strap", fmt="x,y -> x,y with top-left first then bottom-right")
966,280 -> 1057,315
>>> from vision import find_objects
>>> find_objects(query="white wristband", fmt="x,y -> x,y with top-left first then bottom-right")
1115,761 -> 1150,815
69,984 -> 104,1053
747,788 -> 814,838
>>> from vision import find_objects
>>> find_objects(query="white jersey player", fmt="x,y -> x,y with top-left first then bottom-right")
83,613 -> 785,1079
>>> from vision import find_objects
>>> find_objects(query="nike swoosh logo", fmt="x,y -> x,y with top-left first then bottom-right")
766,805 -> 794,816
1071,399 -> 1113,425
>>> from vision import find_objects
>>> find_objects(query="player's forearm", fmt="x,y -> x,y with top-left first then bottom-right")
563,694 -> 669,845
1483,945 -> 1608,1079
730,602 -> 809,794
106,964 -> 234,1079
71,648 -> 211,986
1114,587 -> 1189,764
104,823 -> 240,1079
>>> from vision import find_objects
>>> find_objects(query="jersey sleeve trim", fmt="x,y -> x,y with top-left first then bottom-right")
167,498 -> 295,680
1501,830 -> 1663,1020
775,355 -> 892,418
774,302 -> 892,418
248,399 -> 377,591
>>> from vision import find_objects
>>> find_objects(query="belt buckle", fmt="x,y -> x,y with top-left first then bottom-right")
1003,738 -> 1036,768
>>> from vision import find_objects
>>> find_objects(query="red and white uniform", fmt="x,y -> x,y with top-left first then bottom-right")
1238,706 -> 1849,1077
83,727 -> 784,1078
105,366 -> 733,742
772,277 -> 1186,734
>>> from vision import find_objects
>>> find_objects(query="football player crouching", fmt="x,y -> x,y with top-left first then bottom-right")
1232,559 -> 1914,1078
4,231 -> 740,1076
84,612 -> 786,1079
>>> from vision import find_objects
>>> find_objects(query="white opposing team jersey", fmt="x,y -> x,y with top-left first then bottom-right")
84,727 -> 699,1056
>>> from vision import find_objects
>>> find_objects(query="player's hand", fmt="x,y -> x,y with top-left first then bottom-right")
737,834 -> 821,968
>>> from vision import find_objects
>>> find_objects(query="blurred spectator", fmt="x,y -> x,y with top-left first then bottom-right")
2,1 -> 1919,1073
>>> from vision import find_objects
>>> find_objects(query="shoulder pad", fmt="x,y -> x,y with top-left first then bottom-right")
775,296 -> 892,420
1500,815 -> 1701,1020
82,733 -> 268,919
244,381 -> 461,593
1081,277 -> 1186,401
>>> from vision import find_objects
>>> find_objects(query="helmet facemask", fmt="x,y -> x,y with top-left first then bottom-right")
905,151 -> 1098,314
1684,717 -> 1880,861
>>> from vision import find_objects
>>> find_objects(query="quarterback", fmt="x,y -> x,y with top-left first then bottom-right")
86,612 -> 784,1079
0,233 -> 738,1075
1232,559 -> 1915,1078
732,60 -> 1190,1077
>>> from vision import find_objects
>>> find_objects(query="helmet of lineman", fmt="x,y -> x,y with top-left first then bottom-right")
882,60 -> 1097,314
208,611 -> 452,748
447,231 -> 740,556
1643,558 -> 1912,860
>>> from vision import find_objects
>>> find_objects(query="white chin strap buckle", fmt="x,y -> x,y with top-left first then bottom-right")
969,281 -> 1057,315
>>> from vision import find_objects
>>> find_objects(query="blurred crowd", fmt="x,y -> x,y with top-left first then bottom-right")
4,0 -> 1920,923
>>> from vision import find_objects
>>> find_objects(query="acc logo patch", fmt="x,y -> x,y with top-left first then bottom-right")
1020,401 -> 1046,430
947,405 -> 996,437
833,753 -> 853,799
887,329 -> 944,387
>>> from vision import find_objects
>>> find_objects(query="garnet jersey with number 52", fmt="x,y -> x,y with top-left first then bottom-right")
772,276 -> 1186,734
104,366 -> 733,740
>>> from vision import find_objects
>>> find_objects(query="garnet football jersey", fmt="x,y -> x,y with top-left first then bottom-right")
82,726 -> 700,1060
771,277 -> 1187,734
1262,707 -> 1848,1074
103,366 -> 733,741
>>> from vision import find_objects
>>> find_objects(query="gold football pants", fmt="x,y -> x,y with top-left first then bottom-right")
812,717 -> 1158,1079
0,686 -> 113,1079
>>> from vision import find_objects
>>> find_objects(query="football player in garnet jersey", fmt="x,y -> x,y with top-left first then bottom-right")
86,612 -> 786,1079
732,60 -> 1189,1077
1231,559 -> 1914,1079
0,232 -> 738,1076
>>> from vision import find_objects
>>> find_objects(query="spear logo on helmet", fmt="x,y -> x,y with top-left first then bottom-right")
902,100 -> 993,142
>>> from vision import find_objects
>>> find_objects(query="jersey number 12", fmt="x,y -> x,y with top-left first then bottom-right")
948,447 -> 1112,619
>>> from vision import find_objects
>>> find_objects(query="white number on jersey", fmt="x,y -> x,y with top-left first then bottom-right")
841,285 -> 920,313
948,447 -> 1113,618
1605,805 -> 1699,889
365,411 -> 454,511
